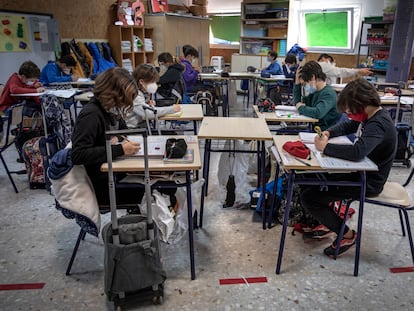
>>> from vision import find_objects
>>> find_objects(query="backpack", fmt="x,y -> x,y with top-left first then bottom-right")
22,137 -> 48,189
195,90 -> 217,116
257,98 -> 276,112
42,94 -> 72,149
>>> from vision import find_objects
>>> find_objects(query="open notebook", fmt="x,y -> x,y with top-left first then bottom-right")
299,132 -> 354,145
126,135 -> 166,158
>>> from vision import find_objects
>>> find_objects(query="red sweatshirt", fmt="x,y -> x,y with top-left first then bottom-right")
0,73 -> 39,112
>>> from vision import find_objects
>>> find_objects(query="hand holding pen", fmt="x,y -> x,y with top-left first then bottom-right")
314,126 -> 329,151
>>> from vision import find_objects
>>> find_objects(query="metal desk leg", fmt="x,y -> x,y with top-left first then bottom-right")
276,172 -> 295,274
186,171 -> 196,280
354,171 -> 366,276
260,141 -> 267,230
193,120 -> 198,135
199,139 -> 211,228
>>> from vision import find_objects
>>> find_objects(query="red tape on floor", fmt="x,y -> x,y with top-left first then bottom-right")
0,283 -> 45,291
390,266 -> 414,273
219,277 -> 267,285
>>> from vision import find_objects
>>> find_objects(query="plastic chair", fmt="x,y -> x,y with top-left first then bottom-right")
0,103 -> 25,193
335,167 -> 414,275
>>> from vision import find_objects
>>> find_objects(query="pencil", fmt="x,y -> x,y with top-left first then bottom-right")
294,157 -> 311,166
314,126 -> 322,138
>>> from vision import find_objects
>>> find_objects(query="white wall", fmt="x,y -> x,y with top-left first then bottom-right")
287,0 -> 388,54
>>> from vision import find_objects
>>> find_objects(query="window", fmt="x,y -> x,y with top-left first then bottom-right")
299,8 -> 357,52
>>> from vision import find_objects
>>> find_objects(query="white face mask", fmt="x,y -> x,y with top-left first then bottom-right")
191,58 -> 196,65
145,82 -> 158,94
62,68 -> 71,75
25,80 -> 35,86
159,64 -> 168,75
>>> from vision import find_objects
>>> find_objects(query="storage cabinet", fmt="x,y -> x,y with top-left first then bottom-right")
356,20 -> 394,75
240,0 -> 289,56
108,25 -> 155,71
145,13 -> 210,66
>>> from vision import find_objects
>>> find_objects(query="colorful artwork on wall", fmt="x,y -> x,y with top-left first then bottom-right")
0,14 -> 31,52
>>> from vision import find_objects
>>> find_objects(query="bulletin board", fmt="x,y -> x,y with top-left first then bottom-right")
0,10 -> 59,83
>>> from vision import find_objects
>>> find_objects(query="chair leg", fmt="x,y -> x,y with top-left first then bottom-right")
66,229 -> 86,275
401,209 -> 414,263
0,153 -> 18,193
398,209 -> 406,237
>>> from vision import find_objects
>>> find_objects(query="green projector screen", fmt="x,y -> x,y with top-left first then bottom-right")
211,16 -> 241,43
305,12 -> 348,48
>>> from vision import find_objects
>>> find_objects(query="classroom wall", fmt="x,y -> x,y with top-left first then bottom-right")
1,0 -> 125,39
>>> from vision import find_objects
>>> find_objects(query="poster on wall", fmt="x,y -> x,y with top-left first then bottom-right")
151,0 -> 169,13
0,14 -> 32,52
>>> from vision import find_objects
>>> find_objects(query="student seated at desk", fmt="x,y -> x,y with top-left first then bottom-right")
300,78 -> 396,257
125,64 -> 180,129
269,53 -> 298,104
0,61 -> 45,113
39,55 -> 79,86
71,67 -> 143,210
293,61 -> 339,130
318,53 -> 373,85
157,52 -> 185,102
261,51 -> 283,76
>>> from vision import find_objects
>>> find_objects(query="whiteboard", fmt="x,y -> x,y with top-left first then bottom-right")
0,10 -> 59,83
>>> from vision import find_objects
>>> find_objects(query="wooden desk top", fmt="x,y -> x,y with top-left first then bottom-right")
256,75 -> 293,82
273,135 -> 378,172
273,135 -> 322,170
159,104 -> 204,121
253,105 -> 319,123
197,117 -> 273,141
101,135 -> 201,172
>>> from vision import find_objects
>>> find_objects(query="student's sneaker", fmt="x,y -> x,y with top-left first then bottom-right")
303,224 -> 333,240
324,230 -> 357,258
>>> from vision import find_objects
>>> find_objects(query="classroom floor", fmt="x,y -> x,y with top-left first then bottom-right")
1,94 -> 414,311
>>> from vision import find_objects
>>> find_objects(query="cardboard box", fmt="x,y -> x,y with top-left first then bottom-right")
268,28 -> 287,38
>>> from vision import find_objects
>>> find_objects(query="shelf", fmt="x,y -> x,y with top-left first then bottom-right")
241,36 -> 287,40
242,18 -> 288,23
360,44 -> 391,48
364,20 -> 394,25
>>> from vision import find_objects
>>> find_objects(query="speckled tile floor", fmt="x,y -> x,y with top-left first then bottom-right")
1,96 -> 414,311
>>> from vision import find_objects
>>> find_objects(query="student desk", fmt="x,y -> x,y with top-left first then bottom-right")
272,135 -> 378,276
253,105 -> 319,133
197,117 -> 273,229
74,91 -> 93,103
159,104 -> 204,135
101,135 -> 202,280
228,72 -> 260,106
255,75 -> 294,102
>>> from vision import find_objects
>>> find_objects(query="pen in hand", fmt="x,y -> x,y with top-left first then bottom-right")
314,126 -> 323,138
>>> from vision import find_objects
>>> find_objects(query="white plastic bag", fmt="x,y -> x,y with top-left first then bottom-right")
168,178 -> 204,244
140,190 -> 175,243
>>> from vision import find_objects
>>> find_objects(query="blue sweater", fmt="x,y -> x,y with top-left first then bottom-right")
262,61 -> 283,75
40,61 -> 72,85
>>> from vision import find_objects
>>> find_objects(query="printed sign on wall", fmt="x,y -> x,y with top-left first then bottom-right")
0,14 -> 32,52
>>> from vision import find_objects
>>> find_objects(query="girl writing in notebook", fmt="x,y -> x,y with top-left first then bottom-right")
300,78 -> 396,257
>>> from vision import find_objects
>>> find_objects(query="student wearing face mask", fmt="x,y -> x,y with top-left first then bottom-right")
300,78 -> 396,258
317,53 -> 373,85
261,51 -> 283,75
39,55 -> 79,86
0,61 -> 45,113
293,61 -> 340,130
125,64 -> 181,129
156,52 -> 185,101
181,45 -> 205,92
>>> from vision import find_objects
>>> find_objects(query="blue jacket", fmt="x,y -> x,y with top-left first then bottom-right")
40,61 -> 72,85
262,61 -> 283,75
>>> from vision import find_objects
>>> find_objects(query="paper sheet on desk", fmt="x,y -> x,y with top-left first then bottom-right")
127,135 -> 166,157
275,105 -> 297,111
314,152 -> 378,171
299,132 -> 353,145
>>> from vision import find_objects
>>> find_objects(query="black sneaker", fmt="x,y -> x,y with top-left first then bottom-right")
303,224 -> 333,240
324,230 -> 357,258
